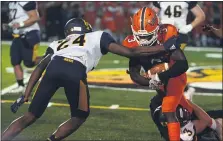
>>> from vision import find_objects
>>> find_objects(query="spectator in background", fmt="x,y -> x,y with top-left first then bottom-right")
84,2 -> 96,27
101,2 -> 117,41
114,2 -> 126,43
45,2 -> 64,41
1,1 -> 222,47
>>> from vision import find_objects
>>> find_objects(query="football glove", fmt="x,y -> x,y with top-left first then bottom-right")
148,74 -> 162,90
202,24 -> 212,32
11,95 -> 25,113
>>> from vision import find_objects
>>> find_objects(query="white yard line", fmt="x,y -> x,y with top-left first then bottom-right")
88,85 -> 222,96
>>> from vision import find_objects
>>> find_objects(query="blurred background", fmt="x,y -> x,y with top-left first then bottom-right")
1,1 -> 222,47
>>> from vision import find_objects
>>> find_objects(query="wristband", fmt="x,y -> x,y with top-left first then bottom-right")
187,24 -> 193,31
210,118 -> 217,130
19,22 -> 25,28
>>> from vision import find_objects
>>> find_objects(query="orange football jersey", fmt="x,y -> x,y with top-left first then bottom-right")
122,35 -> 139,48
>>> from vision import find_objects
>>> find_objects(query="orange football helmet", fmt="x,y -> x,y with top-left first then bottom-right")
157,24 -> 178,45
131,7 -> 159,46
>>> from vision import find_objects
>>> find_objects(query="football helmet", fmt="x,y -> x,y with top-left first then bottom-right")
64,18 -> 92,36
157,24 -> 178,45
131,7 -> 159,46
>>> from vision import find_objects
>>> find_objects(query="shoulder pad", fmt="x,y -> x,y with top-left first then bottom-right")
122,35 -> 139,48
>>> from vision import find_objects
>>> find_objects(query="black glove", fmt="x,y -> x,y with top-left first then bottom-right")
202,24 -> 212,32
11,95 -> 25,113
163,36 -> 179,51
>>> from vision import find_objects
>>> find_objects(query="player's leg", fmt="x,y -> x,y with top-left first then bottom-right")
47,59 -> 89,140
178,33 -> 196,101
162,74 -> 187,141
9,37 -> 24,93
22,30 -> 43,68
2,70 -> 59,140
48,79 -> 90,141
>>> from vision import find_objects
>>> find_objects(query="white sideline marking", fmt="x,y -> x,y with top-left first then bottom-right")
88,85 -> 222,96
2,66 -> 222,96
1,77 -> 30,95
2,41 -> 222,52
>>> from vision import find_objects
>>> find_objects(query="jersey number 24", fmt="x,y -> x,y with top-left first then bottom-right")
57,35 -> 86,51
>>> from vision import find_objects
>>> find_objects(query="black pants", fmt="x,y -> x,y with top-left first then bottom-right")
29,56 -> 90,118
10,30 -> 40,67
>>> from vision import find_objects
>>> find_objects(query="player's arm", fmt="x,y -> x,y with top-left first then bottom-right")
128,58 -> 150,86
190,4 -> 206,29
152,2 -> 161,14
11,2 -> 40,29
24,47 -> 53,102
179,2 -> 205,34
210,27 -> 222,38
158,49 -> 188,82
107,36 -> 179,58
188,101 -> 220,134
203,25 -> 222,38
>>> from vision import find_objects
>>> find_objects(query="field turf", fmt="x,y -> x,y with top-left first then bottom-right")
1,43 -> 222,140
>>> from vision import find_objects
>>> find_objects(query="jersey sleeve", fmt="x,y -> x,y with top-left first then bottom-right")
100,32 -> 116,55
187,2 -> 197,10
21,2 -> 37,11
44,47 -> 54,56
152,2 -> 161,9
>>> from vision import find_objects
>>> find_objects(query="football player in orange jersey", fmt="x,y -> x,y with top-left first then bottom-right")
122,7 -> 192,141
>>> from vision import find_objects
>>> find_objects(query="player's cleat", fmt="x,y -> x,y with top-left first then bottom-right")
9,86 -> 25,94
184,87 -> 195,101
11,95 -> 25,113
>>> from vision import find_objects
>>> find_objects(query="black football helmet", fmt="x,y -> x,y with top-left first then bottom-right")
64,18 -> 93,36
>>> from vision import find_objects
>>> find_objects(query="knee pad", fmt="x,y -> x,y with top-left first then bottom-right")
24,61 -> 35,68
72,109 -> 90,119
162,96 -> 178,113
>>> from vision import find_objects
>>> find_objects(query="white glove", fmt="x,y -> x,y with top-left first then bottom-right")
179,24 -> 193,34
149,74 -> 162,90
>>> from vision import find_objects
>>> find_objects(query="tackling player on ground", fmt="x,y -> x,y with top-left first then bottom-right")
150,90 -> 223,141
123,7 -> 192,141
2,18 -> 179,141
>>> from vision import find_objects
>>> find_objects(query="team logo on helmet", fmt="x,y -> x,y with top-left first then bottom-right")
148,16 -> 157,26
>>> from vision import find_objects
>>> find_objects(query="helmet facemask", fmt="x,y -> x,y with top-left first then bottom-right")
131,25 -> 159,46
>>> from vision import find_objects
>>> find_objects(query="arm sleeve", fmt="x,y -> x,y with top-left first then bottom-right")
187,2 -> 197,10
100,32 -> 116,55
22,2 -> 37,11
153,2 -> 161,9
158,60 -> 188,82
158,49 -> 188,82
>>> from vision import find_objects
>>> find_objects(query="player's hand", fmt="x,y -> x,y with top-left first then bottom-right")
11,95 -> 25,113
11,23 -> 21,29
202,24 -> 213,32
179,24 -> 193,34
163,36 -> 179,51
148,74 -> 162,90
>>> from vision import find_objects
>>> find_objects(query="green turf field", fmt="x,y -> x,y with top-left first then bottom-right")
1,43 -> 222,140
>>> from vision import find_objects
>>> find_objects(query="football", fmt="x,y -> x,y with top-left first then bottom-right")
147,63 -> 169,76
